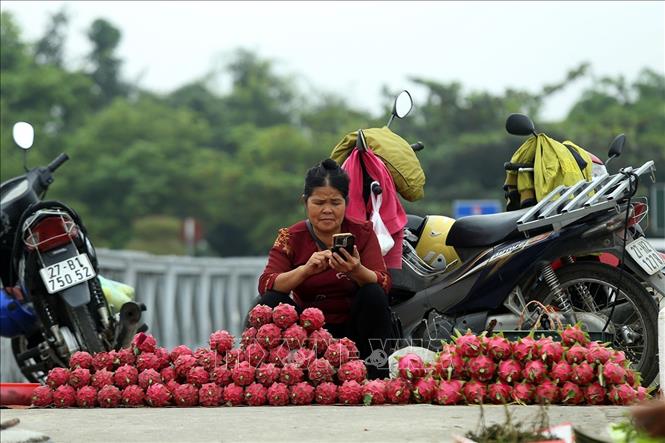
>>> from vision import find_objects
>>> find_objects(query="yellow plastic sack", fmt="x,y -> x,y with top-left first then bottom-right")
99,275 -> 135,314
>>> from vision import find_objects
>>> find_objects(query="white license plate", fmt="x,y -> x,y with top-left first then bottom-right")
39,253 -> 96,294
626,237 -> 665,276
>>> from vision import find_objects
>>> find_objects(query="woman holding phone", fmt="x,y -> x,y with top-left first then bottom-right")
258,158 -> 395,378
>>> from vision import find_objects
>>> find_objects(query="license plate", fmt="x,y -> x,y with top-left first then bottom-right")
39,253 -> 96,294
626,237 -> 665,276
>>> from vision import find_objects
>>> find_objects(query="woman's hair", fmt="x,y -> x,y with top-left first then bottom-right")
303,158 -> 350,200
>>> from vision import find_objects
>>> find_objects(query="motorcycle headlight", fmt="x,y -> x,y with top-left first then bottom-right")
592,163 -> 608,178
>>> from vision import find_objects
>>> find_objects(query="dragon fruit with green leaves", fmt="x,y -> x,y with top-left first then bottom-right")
282,324 -> 308,350
97,385 -> 121,408
584,382 -> 606,405
307,358 -> 335,385
586,342 -> 611,365
324,340 -> 351,367
245,342 -> 269,367
337,359 -> 367,384
463,380 -> 487,404
412,376 -> 437,403
565,344 -> 588,365
549,361 -> 573,385
522,360 -> 548,384
248,305 -> 274,328
174,383 -> 199,407
198,383 -> 223,407
136,352 -> 161,372
91,368 -> 114,389
257,323 -> 282,349
560,324 -> 590,346
434,380 -> 464,405
280,363 -> 304,385
69,367 -> 91,389
209,330 -> 235,355
608,384 -> 637,405
466,355 -> 496,382
434,351 -> 465,380
316,382 -> 338,405
69,351 -> 93,369
488,382 -> 512,404
362,379 -> 386,405
245,382 -> 268,406
169,345 -> 193,363
512,382 -> 535,404
240,327 -> 257,349
76,385 -> 98,408
300,307 -> 325,332
453,330 -> 483,358
534,380 -> 559,404
560,381 -> 585,405
121,385 -> 145,407
47,367 -> 71,388
256,363 -> 281,387
338,380 -> 364,405
497,359 -> 522,384
132,332 -> 157,354
272,303 -> 298,329
53,384 -> 76,408
223,383 -> 245,406
602,362 -> 627,385
290,382 -> 315,405
486,334 -> 512,360
307,328 -> 333,356
571,361 -> 595,386
267,382 -> 290,406
31,385 -> 53,407
397,353 -> 426,380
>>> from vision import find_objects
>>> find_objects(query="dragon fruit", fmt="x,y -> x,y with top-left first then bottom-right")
488,382 -> 512,404
224,384 -> 246,406
256,363 -> 281,387
280,363 -> 304,385
522,360 -> 548,384
602,362 -> 627,385
211,366 -> 232,386
114,364 -> 138,389
240,327 -> 257,349
187,366 -> 210,386
75,386 -> 97,408
248,304 -> 273,328
174,354 -> 197,378
360,380 -> 385,405
338,360 -> 367,384
199,383 -> 223,407
434,351 -> 465,380
339,337 -> 360,359
307,358 -> 335,385
486,335 -> 512,360
98,385 -> 121,408
512,335 -> 536,361
538,340 -> 564,364
231,361 -> 256,386
308,328 -> 333,356
453,330 -> 483,358
245,343 -> 269,367
412,377 -> 437,403
466,355 -> 496,382
294,348 -> 317,369
120,385 -> 144,407
267,382 -> 290,406
136,352 -> 161,372
92,352 -> 114,371
512,382 -> 535,404
69,351 -> 93,369
257,323 -> 282,349
269,344 -> 291,366
225,348 -> 246,368
560,324 -> 590,346
113,348 -> 136,367
497,359 -> 522,383
434,380 -> 464,405
571,361 -> 595,385
91,368 -> 114,389
159,366 -> 176,383
609,350 -> 628,367
290,382 -> 315,405
338,380 -> 364,405
170,344 -> 194,362
154,347 -> 170,369
584,382 -> 607,405
166,380 -> 180,396
272,303 -> 299,329
300,307 -> 325,332
608,384 -> 637,405
560,381 -> 585,405
565,344 -> 588,364
195,349 -> 218,371
385,379 -> 411,405
47,367 -> 71,388
636,386 -> 650,401
131,332 -> 157,354
324,341 -> 351,367
586,342 -> 611,365
138,369 -> 162,389
534,380 -> 559,404
53,384 -> 76,407
174,383 -> 199,407
245,382 -> 268,406
69,367 -> 91,389
282,324 -> 308,350
397,353 -> 427,380
31,385 -> 54,407
549,361 -> 573,385
146,383 -> 172,407
463,380 -> 487,404
209,330 -> 235,354
316,382 -> 338,405
625,369 -> 639,387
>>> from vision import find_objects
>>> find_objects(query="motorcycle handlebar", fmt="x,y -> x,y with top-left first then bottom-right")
411,142 -> 425,152
47,153 -> 69,172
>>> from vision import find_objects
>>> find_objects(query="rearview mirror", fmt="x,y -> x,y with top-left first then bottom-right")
608,134 -> 625,160
393,90 -> 413,118
13,122 -> 34,150
505,114 -> 536,136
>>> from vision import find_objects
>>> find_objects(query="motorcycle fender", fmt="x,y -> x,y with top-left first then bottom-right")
624,257 -> 665,297
58,283 -> 91,308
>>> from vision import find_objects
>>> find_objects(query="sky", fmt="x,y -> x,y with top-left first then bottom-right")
2,1 -> 664,120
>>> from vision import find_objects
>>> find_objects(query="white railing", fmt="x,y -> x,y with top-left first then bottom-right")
1,249 -> 268,382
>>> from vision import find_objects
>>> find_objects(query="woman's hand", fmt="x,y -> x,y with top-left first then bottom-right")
329,246 -> 361,275
302,250 -> 332,277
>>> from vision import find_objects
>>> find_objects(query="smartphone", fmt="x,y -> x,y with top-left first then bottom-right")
331,233 -> 355,256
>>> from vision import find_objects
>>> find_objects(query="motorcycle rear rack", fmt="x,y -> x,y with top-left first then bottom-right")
516,161 -> 655,233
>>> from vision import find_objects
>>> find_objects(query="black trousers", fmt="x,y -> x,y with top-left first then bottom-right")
260,283 -> 395,379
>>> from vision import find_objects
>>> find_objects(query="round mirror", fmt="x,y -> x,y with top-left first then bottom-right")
13,122 -> 34,150
394,90 -> 413,119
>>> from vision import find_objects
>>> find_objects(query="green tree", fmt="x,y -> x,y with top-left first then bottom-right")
34,9 -> 69,67
87,18 -> 126,106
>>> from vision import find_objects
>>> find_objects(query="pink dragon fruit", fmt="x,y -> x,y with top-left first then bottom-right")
282,324 -> 308,350
268,344 -> 291,366
224,348 -> 246,368
69,351 -> 93,369
571,361 -> 595,385
47,367 -> 71,388
522,360 -> 548,384
267,382 -> 290,406
240,327 -> 257,349
453,330 -> 483,358
338,380 -> 364,405
114,364 -> 139,389
92,352 -> 114,371
113,348 -> 136,367
166,380 -> 180,396
138,368 -> 162,389
31,385 -> 54,407
75,386 -> 98,408
257,323 -> 282,349
338,337 -> 360,359
199,383 -> 223,407
602,362 -> 627,385
97,385 -> 121,408
584,382 -> 607,405
272,303 -> 299,329
609,350 -> 627,367
397,353 -> 427,380
512,335 -> 537,361
560,381 -> 585,405
231,361 -> 256,386
361,380 -> 386,405
412,377 -> 437,403
560,323 -> 590,346
53,384 -> 76,407
69,367 -> 91,389
434,380 -> 464,405
121,385 -> 145,407
187,366 -> 210,386
131,332 -> 157,354
159,366 -> 176,383
209,330 -> 235,354
290,382 -> 315,405
626,369 -> 639,388
256,363 -> 281,387
385,379 -> 412,405
211,366 -> 232,386
534,380 -> 559,404
538,340 -> 564,364
91,368 -> 114,389
280,363 -> 304,385
338,360 -> 367,384
636,386 -> 650,402
145,380 -> 175,408
307,358 -> 335,385
565,344 -> 588,364
608,384 -> 637,406
549,361 -> 573,385
154,347 -> 170,369
248,304 -> 274,328
463,380 -> 487,404
294,348 -> 317,369
497,359 -> 522,383
174,383 -> 199,407
488,382 -> 512,404
222,383 -> 245,406
512,382 -> 535,404
486,335 -> 512,360
245,342 -> 269,367
434,351 -> 465,380
586,342 -> 611,365
466,355 -> 496,382
194,349 -> 218,371
170,344 -> 194,362
174,354 -> 197,378
324,341 -> 351,367
299,308 -> 325,332
315,382 -> 338,405
308,328 -> 333,355
245,382 -> 268,406
136,352 -> 161,372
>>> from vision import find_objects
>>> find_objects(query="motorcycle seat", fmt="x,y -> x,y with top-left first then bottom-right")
446,208 -> 530,248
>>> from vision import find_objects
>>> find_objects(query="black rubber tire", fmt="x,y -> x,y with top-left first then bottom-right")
531,262 -> 659,386
66,303 -> 105,354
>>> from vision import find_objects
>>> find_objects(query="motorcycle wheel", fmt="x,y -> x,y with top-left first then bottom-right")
531,261 -> 659,386
11,334 -> 50,383
66,303 -> 104,354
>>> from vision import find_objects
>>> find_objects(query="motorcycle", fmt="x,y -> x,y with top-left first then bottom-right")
0,122 -> 147,382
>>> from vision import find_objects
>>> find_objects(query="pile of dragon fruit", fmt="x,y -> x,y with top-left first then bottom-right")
30,303 -> 648,407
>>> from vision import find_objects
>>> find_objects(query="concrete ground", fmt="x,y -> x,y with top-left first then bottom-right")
0,405 -> 630,443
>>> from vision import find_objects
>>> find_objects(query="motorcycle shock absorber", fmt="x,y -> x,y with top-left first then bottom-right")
541,263 -> 577,322
562,256 -> 599,312
89,277 -> 110,329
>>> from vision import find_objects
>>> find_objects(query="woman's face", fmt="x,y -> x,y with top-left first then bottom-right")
306,186 -> 346,235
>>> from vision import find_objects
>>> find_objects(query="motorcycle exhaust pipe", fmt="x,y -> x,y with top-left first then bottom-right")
114,301 -> 147,350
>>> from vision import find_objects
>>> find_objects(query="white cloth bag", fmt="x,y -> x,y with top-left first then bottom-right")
369,181 -> 395,256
